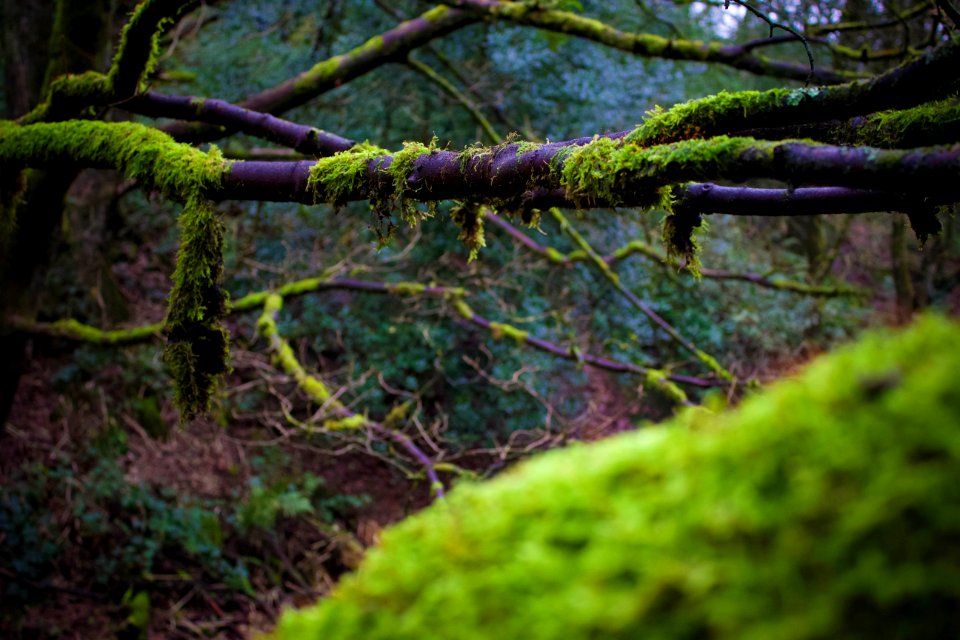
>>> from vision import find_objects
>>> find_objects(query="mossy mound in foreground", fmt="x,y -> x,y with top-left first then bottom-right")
271,315 -> 960,640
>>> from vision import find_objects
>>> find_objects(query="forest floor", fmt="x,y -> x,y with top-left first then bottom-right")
2,216 -> 957,639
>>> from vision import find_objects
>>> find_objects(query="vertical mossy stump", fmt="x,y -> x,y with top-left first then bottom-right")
270,314 -> 960,640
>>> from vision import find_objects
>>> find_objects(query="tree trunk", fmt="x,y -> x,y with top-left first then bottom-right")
0,0 -> 112,426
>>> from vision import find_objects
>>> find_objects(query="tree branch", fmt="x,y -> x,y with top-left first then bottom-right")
483,210 -> 867,297
438,0 -> 854,84
256,294 -> 447,499
160,6 -> 476,143
120,92 -> 356,156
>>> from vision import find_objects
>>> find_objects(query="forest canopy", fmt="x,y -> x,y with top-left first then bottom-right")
1,0 -> 958,636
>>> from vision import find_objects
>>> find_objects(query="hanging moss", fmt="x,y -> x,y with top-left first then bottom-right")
163,195 -> 230,420
660,206 -> 706,278
559,135 -> 678,210
270,314 -> 960,640
449,202 -> 486,261
306,142 -> 394,244
0,119 -> 231,419
386,140 -> 434,226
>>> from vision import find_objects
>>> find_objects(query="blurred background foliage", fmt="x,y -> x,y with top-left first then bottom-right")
2,0 -> 958,636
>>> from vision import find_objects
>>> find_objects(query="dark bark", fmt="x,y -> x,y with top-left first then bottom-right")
121,93 -> 357,155
1,0 -> 56,117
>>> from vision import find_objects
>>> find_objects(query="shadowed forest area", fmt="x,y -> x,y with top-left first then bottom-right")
1,0 -> 959,637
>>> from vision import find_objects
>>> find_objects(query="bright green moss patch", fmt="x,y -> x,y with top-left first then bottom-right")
661,207 -> 705,277
386,140 -> 433,225
560,135 -> 749,209
644,367 -> 689,405
489,321 -> 528,344
164,195 -> 230,420
388,282 -> 427,296
271,314 -> 960,640
845,99 -> 960,147
626,88 -> 800,146
307,142 -> 389,205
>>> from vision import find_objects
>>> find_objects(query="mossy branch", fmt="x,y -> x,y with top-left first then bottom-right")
122,93 -> 357,156
449,296 -> 699,404
439,0 -> 854,84
626,36 -> 960,146
0,119 -> 230,419
257,294 -> 447,499
15,273 -> 710,404
547,208 -> 733,382
21,0 -> 199,124
162,6 -> 477,143
484,210 -> 865,297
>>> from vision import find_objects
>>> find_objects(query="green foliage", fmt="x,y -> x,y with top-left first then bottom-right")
272,314 -> 960,639
0,445 -> 369,610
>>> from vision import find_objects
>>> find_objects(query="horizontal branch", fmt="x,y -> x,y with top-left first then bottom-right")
160,6 -> 475,143
447,297 -> 701,404
483,210 -> 867,297
728,100 -> 960,148
628,36 -> 960,146
121,93 -> 356,156
13,276 -> 714,397
3,121 -> 956,216
439,0 -> 854,84
215,136 -> 960,209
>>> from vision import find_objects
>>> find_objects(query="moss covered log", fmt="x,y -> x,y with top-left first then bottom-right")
270,314 -> 960,640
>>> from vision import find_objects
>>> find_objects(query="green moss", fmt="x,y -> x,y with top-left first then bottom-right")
449,202 -> 486,261
271,314 -> 960,639
544,246 -> 567,264
661,207 -> 705,278
560,135 -> 762,208
844,100 -> 960,147
457,142 -> 492,173
163,195 -> 230,420
307,142 -> 389,205
0,120 -> 231,419
22,0 -> 189,123
293,56 -> 346,96
387,140 -> 433,225
451,297 -> 475,320
47,318 -> 163,344
644,367 -> 689,405
389,282 -> 427,296
626,89 -> 796,146
488,321 -> 529,344
323,414 -> 368,431
420,5 -> 452,22
515,141 -> 541,157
